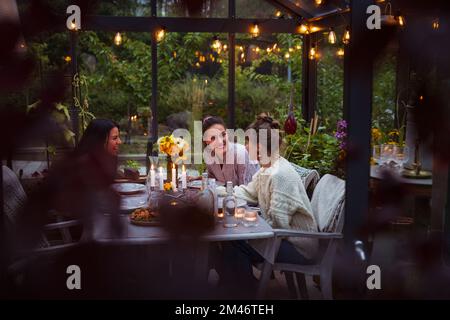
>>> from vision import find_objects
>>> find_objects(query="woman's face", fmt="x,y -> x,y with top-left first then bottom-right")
106,127 -> 122,156
204,124 -> 227,156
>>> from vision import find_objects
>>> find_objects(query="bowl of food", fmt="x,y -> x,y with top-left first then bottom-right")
129,207 -> 160,226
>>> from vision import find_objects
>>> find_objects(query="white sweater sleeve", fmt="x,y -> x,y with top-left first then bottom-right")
233,173 -> 259,204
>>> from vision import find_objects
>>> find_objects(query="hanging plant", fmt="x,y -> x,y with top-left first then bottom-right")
284,86 -> 297,135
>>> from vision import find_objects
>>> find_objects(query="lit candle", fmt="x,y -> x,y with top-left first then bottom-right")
181,165 -> 187,189
159,166 -> 164,190
235,207 -> 245,220
171,163 -> 177,190
217,209 -> 224,220
243,210 -> 258,227
150,164 -> 156,187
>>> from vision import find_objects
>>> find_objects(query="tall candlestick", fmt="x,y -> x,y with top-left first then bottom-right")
159,166 -> 164,190
181,165 -> 187,189
171,163 -> 177,190
150,164 -> 156,187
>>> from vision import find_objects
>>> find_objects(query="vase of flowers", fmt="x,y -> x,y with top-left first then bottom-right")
157,134 -> 190,183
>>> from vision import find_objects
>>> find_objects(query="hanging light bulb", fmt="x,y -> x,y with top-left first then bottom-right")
284,52 -> 290,59
250,23 -> 260,38
328,28 -> 337,44
310,25 -> 320,33
275,10 -> 282,18
342,26 -> 350,45
396,11 -> 405,27
315,0 -> 323,5
298,23 -> 309,34
223,44 -> 228,51
70,21 -> 77,31
288,47 -> 294,52
156,27 -> 166,42
432,18 -> 440,30
266,47 -> 272,53
309,45 -> 317,60
337,48 -> 344,57
255,46 -> 260,53
211,36 -> 222,51
296,45 -> 301,50
114,32 -> 122,46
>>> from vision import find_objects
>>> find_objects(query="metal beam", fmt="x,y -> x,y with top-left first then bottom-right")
228,0 -> 236,129
301,33 -> 317,122
343,0 -> 374,245
266,0 -> 313,19
146,0 -> 158,173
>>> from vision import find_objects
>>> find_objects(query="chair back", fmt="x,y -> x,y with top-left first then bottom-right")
2,166 -> 27,226
311,174 -> 345,233
289,162 -> 320,199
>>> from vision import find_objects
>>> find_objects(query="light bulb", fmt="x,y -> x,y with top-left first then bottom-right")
298,24 -> 309,34
212,36 -> 222,51
397,15 -> 405,27
309,45 -> 316,60
114,32 -> 122,46
328,28 -> 337,44
432,19 -> 439,30
315,0 -> 323,5
337,48 -> 344,57
284,52 -> 290,59
343,27 -> 350,45
156,28 -> 165,42
250,23 -> 260,37
275,11 -> 282,18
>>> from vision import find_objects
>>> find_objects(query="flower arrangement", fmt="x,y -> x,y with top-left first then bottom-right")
157,134 -> 189,164
163,182 -> 173,191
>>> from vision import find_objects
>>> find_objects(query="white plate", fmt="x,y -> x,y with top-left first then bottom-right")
112,183 -> 146,195
120,195 -> 148,211
187,180 -> 202,189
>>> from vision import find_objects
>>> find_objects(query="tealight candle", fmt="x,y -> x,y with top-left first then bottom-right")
217,209 -> 224,221
235,207 -> 245,220
243,210 -> 258,227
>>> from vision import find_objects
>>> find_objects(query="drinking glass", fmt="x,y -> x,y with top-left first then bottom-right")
394,146 -> 409,170
372,145 -> 382,165
243,210 -> 258,227
381,144 -> 395,166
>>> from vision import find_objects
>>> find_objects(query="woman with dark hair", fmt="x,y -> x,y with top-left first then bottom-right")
198,115 -> 258,186
76,118 -> 122,157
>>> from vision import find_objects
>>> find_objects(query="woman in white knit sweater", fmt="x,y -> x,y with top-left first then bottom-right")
217,114 -> 318,295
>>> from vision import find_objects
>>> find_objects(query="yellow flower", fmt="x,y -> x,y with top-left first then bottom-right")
371,128 -> 382,142
163,182 -> 172,191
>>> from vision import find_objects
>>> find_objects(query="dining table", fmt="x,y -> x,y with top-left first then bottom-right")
92,185 -> 277,297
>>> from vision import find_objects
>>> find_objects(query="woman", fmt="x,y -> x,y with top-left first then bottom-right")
76,118 -> 122,157
199,116 -> 258,186
214,114 -> 318,296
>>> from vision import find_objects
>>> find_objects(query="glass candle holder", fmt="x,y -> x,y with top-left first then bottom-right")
235,207 -> 246,224
216,208 -> 224,222
243,210 -> 258,227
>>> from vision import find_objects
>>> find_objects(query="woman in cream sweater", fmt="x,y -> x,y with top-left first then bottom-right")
234,113 -> 318,263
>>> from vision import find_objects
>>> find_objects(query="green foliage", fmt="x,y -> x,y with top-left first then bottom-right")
282,117 -> 340,176
125,160 -> 141,170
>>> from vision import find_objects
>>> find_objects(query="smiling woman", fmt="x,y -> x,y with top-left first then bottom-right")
77,119 -> 122,157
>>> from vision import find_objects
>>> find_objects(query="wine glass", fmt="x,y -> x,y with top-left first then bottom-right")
372,145 -> 382,166
394,146 -> 409,171
380,144 -> 395,167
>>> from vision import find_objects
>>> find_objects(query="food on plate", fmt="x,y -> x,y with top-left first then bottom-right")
130,208 -> 159,221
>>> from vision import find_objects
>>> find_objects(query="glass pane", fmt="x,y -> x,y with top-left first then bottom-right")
158,0 -> 228,18
234,33 -> 302,129
316,26 -> 344,132
236,0 -> 288,19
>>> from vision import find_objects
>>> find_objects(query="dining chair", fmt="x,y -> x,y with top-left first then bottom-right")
289,162 -> 320,199
3,166 -> 82,277
259,174 -> 345,300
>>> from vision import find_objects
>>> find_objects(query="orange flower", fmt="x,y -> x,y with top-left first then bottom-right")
163,182 -> 172,191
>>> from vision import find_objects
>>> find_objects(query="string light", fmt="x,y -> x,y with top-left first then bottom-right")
239,46 -> 244,52
396,11 -> 405,27
195,62 -> 201,68
342,26 -> 350,45
296,45 -> 301,50
64,56 -> 72,62
432,18 -> 439,30
69,21 -> 77,31
298,23 -> 309,34
315,0 -> 323,5
173,51 -> 177,58
212,36 -> 222,51
275,10 -> 282,18
337,48 -> 344,57
156,27 -> 165,42
288,47 -> 294,52
284,52 -> 290,59
114,32 -> 122,46
328,28 -> 337,44
309,45 -> 317,60
250,23 -> 260,38
266,47 -> 272,53
223,44 -> 228,51
255,46 -> 260,53
310,25 -> 320,33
